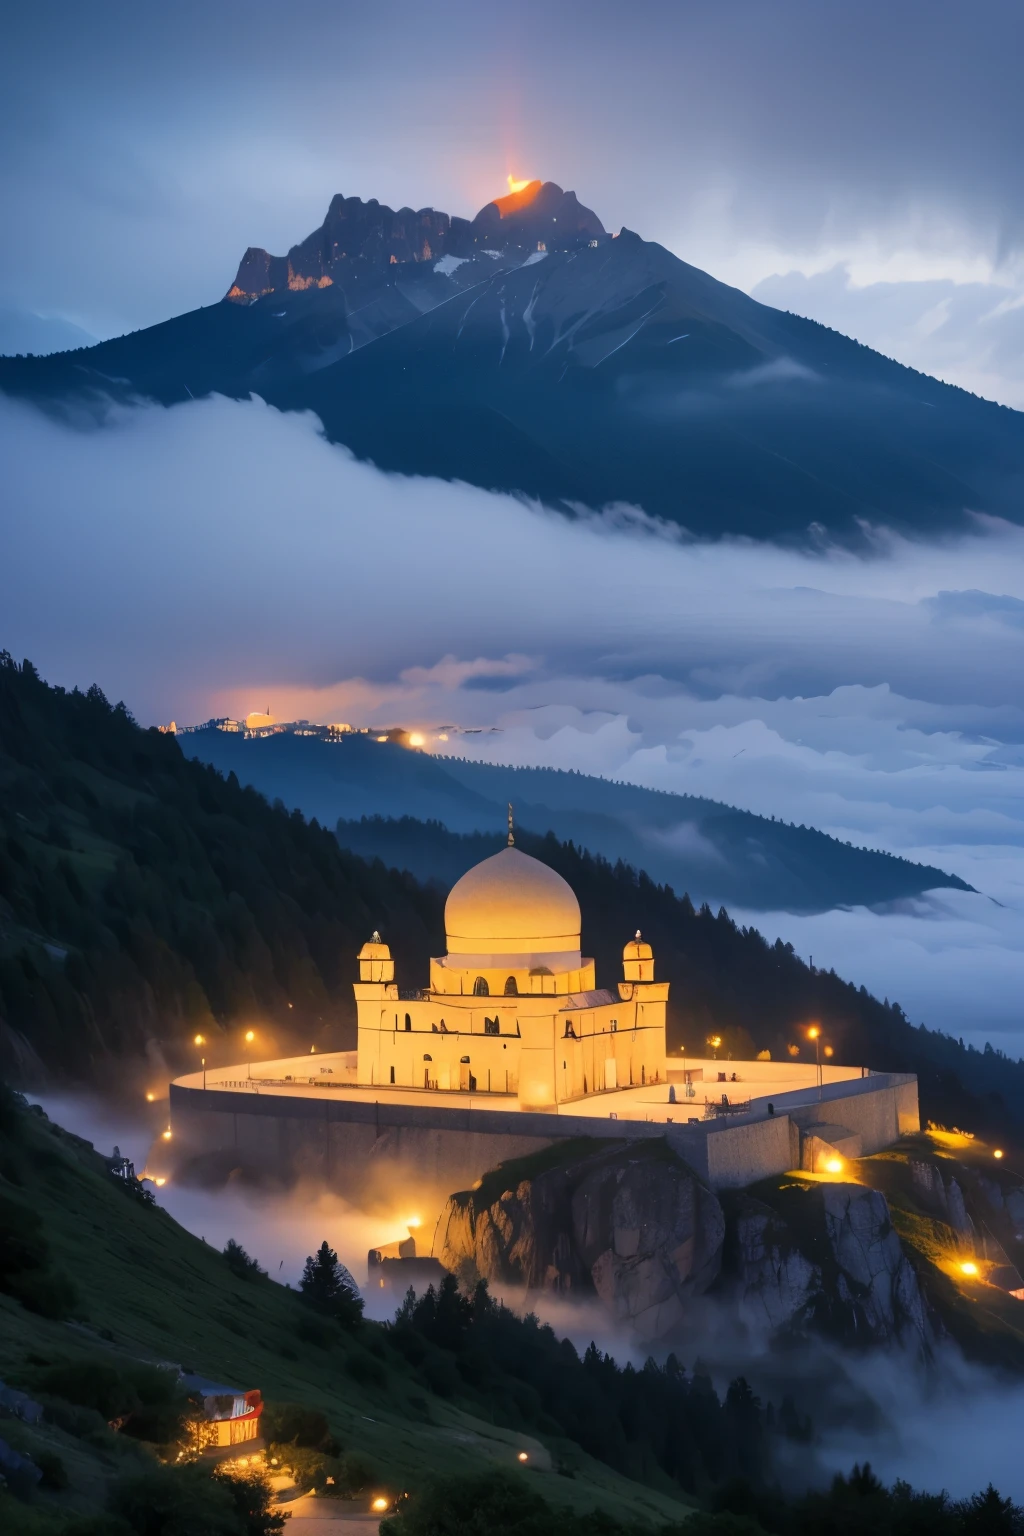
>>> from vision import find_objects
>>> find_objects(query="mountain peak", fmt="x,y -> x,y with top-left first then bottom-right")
470,179 -> 605,253
225,181 -> 607,303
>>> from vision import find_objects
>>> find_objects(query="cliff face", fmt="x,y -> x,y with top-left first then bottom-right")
439,1140 -> 725,1340
729,1183 -> 934,1350
225,182 -> 606,302
438,1139 -> 935,1350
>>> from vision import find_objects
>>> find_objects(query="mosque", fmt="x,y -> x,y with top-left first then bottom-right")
355,831 -> 667,1109
169,833 -> 919,1195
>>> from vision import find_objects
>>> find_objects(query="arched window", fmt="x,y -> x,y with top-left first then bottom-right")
503,976 -> 518,996
389,1065 -> 395,1084
404,1013 -> 412,1031
473,977 -> 489,996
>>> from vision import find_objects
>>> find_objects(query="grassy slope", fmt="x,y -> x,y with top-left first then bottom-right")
0,1097 -> 690,1530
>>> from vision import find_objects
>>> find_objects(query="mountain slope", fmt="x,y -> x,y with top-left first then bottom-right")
2,183 -> 1022,543
181,727 -> 971,912
0,1087 -> 693,1530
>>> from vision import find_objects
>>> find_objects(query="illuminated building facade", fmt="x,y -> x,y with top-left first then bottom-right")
354,838 -> 668,1109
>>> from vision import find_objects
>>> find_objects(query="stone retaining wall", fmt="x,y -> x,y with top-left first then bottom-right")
169,1071 -> 918,1198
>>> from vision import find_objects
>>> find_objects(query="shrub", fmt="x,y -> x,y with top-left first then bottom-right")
4,1265 -> 77,1319
0,1191 -> 76,1317
109,1460 -> 285,1536
382,1470 -> 573,1536
340,1450 -> 379,1495
344,1349 -> 387,1389
33,1357 -> 188,1442
223,1239 -> 266,1281
0,1191 -> 50,1277
262,1402 -> 338,1454
34,1449 -> 69,1490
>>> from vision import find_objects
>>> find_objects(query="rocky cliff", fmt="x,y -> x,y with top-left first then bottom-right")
439,1140 -> 725,1340
727,1182 -> 935,1350
226,181 -> 605,302
438,1138 -> 937,1350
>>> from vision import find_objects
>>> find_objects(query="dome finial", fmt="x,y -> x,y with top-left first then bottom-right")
635,929 -> 642,941
371,929 -> 381,944
507,802 -> 514,847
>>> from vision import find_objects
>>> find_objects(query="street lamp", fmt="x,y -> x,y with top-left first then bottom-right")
808,1026 -> 822,1099
707,1035 -> 722,1060
245,1029 -> 255,1079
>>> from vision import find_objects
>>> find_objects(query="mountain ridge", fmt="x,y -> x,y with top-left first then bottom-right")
181,727 -> 973,913
226,180 -> 606,302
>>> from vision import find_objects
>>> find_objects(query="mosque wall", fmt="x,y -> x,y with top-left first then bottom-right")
169,1071 -> 918,1198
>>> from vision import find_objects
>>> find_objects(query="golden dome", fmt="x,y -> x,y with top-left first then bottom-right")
445,847 -> 581,959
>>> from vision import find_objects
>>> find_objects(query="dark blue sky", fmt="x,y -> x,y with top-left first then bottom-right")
4,0 -> 1024,349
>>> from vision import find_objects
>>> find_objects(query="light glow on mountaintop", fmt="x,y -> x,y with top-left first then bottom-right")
506,175 -> 533,193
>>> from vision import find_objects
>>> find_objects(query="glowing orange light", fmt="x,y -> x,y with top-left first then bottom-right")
517,1451 -> 529,1462
960,1261 -> 979,1277
824,1157 -> 843,1175
994,1149 -> 1004,1160
807,1026 -> 821,1041
194,1034 -> 205,1046
407,1216 -> 422,1229
372,1497 -> 389,1512
162,1129 -> 172,1141
823,1045 -> 834,1058
154,1176 -> 167,1187
408,733 -> 425,748
245,1030 -> 255,1044
507,176 -> 532,194
145,1092 -> 155,1102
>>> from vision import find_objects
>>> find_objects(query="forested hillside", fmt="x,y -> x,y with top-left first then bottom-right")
0,655 -> 1020,1140
0,655 -> 442,1081
188,727 -> 971,913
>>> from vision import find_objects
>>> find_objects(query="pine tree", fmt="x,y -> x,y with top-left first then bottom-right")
299,1240 -> 363,1327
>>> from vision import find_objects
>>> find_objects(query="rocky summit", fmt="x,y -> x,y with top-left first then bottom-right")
226,181 -> 606,302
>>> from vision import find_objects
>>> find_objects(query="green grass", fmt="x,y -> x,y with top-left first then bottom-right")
0,1098 -> 691,1530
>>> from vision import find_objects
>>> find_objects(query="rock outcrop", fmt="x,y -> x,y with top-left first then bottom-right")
438,1140 -> 725,1340
730,1182 -> 934,1351
225,182 -> 606,301
439,1139 -> 937,1352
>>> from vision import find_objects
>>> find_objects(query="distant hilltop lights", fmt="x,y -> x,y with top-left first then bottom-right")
160,716 -> 501,747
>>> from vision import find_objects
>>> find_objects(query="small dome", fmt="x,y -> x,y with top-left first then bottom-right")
357,937 -> 391,961
623,935 -> 653,961
445,847 -> 581,958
